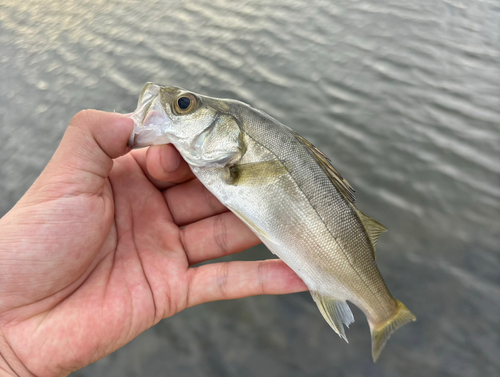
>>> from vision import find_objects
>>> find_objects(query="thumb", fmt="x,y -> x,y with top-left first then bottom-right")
45,110 -> 134,194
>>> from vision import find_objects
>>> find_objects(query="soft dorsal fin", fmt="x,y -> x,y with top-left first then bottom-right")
292,131 -> 386,258
354,208 -> 387,259
293,132 -> 355,203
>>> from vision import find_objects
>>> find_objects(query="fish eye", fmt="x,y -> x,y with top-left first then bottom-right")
177,97 -> 190,110
173,93 -> 197,115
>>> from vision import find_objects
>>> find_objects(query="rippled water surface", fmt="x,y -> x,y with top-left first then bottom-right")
1,0 -> 499,376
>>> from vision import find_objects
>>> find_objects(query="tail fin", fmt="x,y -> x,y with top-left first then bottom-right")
370,299 -> 416,362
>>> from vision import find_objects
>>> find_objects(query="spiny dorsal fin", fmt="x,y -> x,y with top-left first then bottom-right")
293,132 -> 355,203
354,208 -> 387,259
311,291 -> 354,342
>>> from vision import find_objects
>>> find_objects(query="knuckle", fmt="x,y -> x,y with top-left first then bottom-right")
213,215 -> 229,255
216,262 -> 230,300
257,261 -> 267,294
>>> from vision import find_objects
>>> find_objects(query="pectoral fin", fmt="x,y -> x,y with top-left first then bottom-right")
226,160 -> 287,186
311,291 -> 354,342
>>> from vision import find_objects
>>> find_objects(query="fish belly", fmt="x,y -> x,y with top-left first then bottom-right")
189,122 -> 414,361
191,141 -> 384,310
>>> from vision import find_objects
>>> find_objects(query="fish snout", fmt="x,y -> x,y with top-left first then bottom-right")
127,83 -> 173,148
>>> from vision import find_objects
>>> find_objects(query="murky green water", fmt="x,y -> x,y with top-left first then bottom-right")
1,0 -> 499,375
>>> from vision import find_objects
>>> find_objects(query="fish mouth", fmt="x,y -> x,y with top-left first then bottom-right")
127,82 -> 173,148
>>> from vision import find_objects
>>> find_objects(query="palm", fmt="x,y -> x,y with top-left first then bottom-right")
0,111 -> 306,377
2,154 -> 214,374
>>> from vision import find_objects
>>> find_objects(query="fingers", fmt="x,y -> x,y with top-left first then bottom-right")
129,145 -> 195,190
146,145 -> 196,186
186,259 -> 308,308
180,211 -> 260,265
46,110 -> 134,194
56,110 -> 133,175
131,145 -> 229,226
129,148 -> 174,191
146,144 -> 181,178
165,179 -> 227,226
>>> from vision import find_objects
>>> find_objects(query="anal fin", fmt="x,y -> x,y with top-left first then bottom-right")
311,291 -> 354,342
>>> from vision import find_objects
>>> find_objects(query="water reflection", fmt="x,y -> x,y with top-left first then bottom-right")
0,0 -> 499,376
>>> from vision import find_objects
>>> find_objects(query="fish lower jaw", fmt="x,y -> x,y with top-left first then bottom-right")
127,130 -> 172,148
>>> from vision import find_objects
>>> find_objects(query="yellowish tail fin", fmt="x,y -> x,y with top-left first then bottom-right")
370,299 -> 416,362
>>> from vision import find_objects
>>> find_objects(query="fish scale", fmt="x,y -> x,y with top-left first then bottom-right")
128,82 -> 416,361
234,107 -> 386,307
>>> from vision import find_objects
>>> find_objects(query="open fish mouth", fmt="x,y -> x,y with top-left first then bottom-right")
127,82 -> 173,148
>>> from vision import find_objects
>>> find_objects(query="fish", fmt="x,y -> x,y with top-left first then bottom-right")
128,82 -> 416,361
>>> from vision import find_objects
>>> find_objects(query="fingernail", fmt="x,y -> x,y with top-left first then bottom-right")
161,144 -> 181,173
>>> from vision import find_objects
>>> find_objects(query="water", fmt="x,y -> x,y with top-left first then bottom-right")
0,0 -> 499,375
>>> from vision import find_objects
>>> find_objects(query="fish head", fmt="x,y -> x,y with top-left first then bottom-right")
128,82 -> 242,167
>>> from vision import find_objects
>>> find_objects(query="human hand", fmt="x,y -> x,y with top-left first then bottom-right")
0,110 -> 307,377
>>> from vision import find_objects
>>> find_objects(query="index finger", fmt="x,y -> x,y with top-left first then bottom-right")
130,144 -> 196,190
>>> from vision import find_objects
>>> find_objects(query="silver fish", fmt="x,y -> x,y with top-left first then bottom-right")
128,83 -> 416,361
